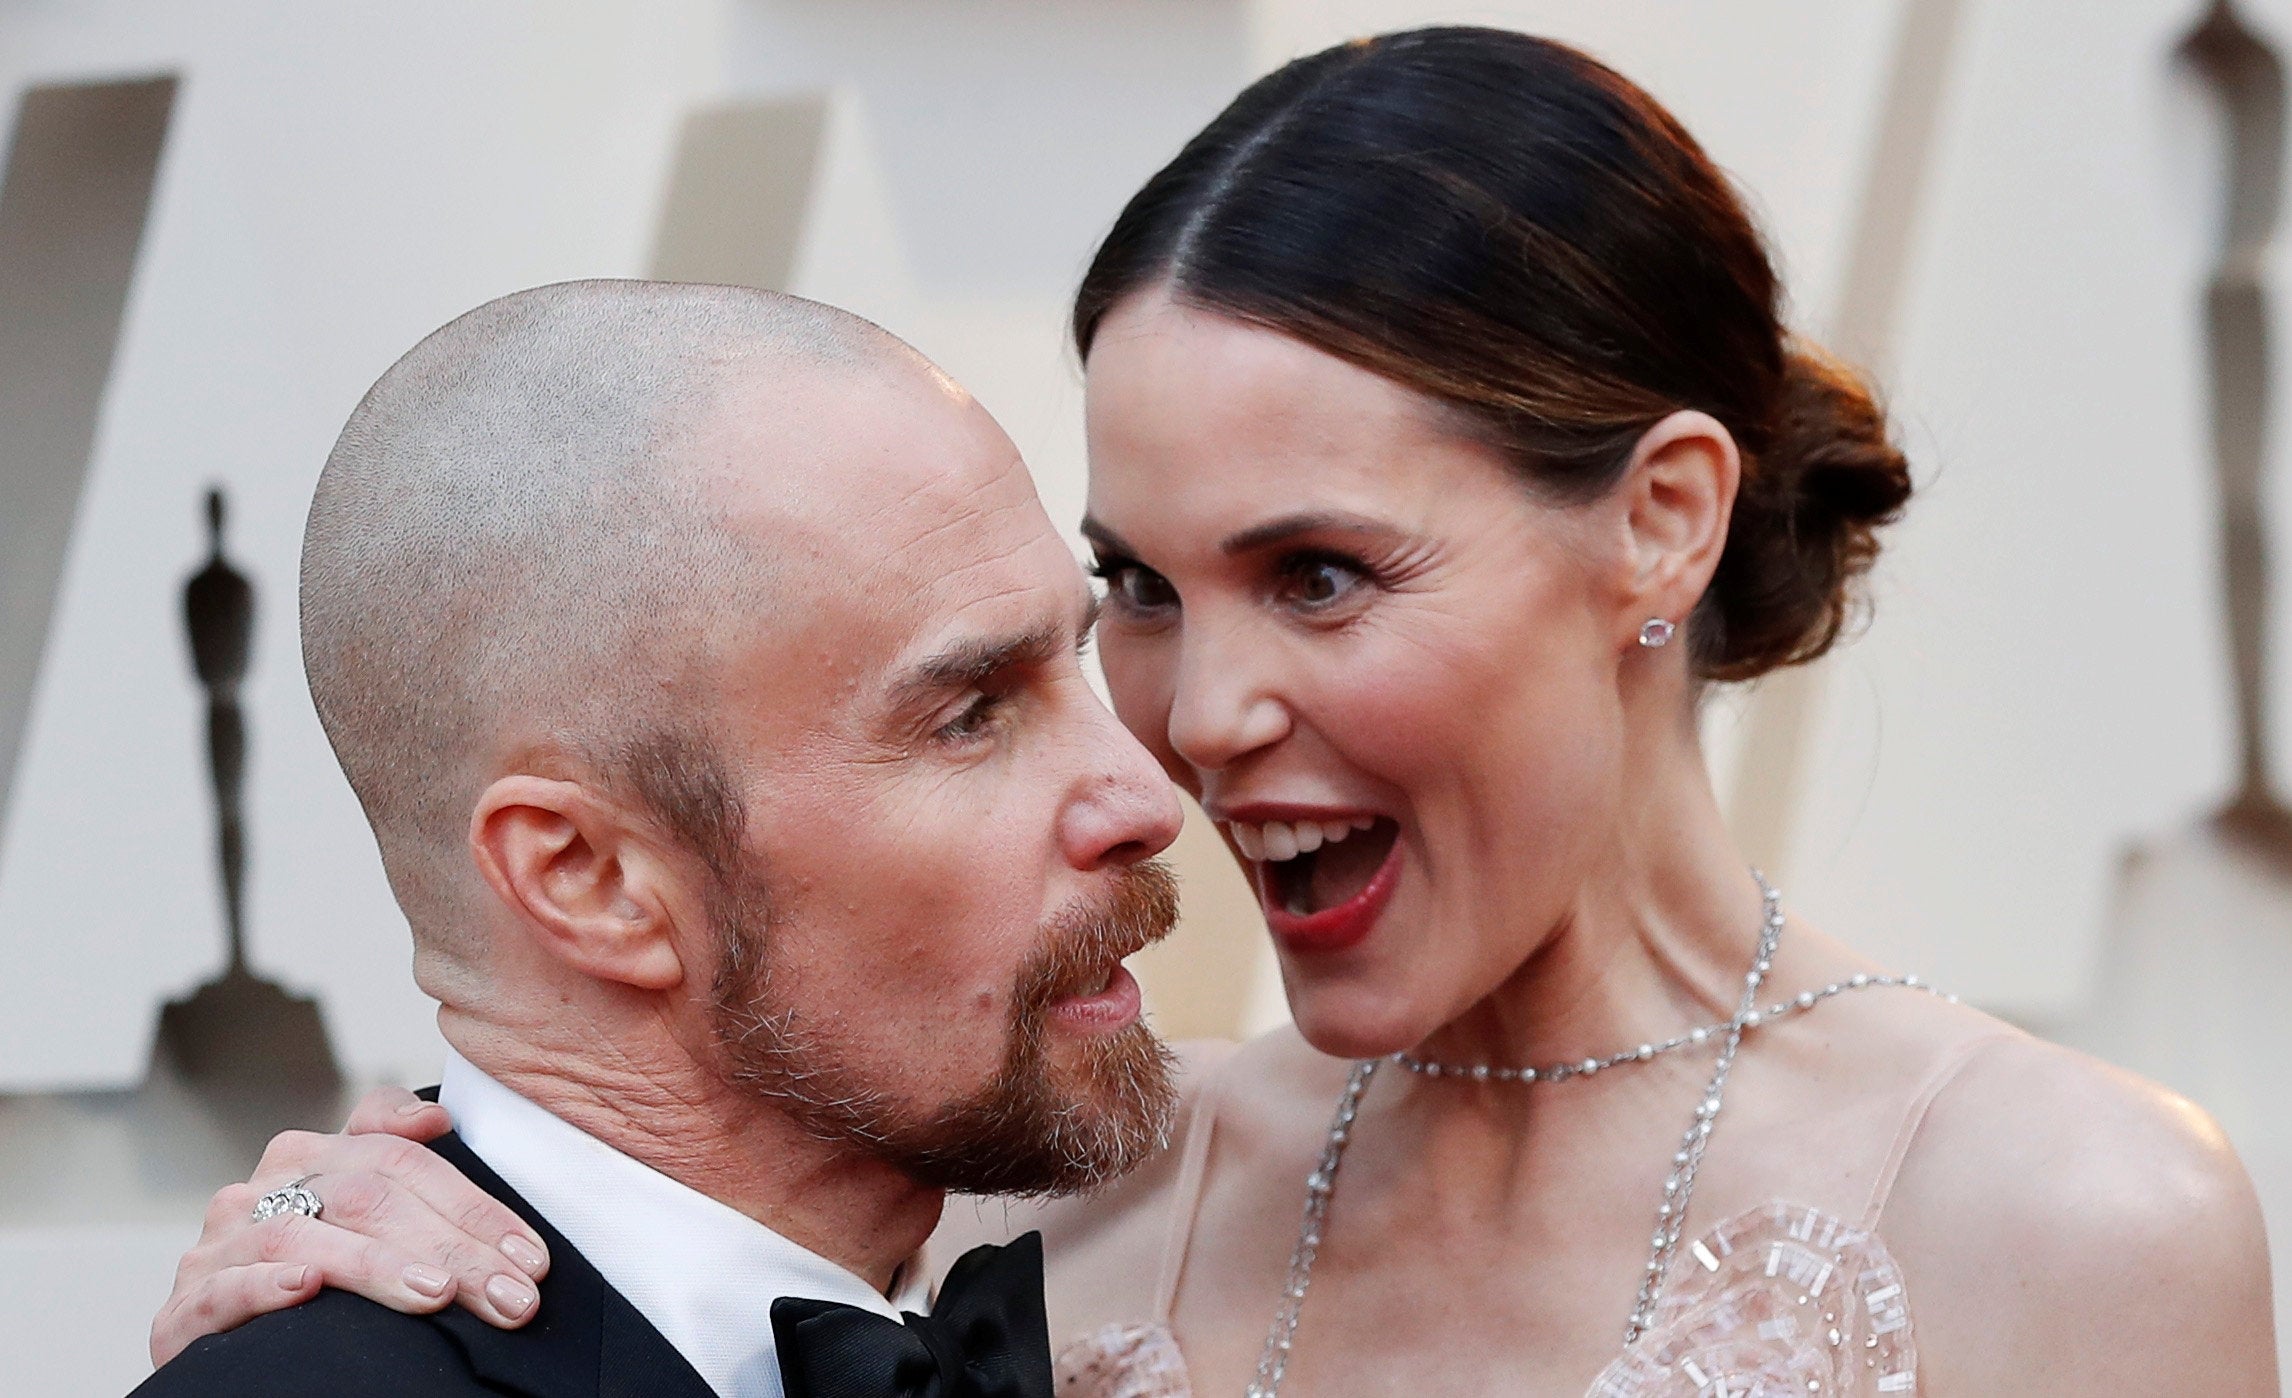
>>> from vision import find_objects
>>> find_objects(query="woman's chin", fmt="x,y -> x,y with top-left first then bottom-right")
1284,983 -> 1442,1062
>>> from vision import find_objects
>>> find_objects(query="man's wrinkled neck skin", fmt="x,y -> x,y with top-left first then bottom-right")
440,1008 -> 940,1296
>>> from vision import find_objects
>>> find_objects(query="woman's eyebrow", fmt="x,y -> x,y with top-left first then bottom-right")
1078,517 -> 1132,553
1218,511 -> 1396,555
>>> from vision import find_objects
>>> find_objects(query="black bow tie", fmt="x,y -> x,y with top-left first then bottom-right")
771,1232 -> 1054,1398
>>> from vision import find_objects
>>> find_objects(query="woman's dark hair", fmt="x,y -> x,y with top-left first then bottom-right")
1073,27 -> 1911,681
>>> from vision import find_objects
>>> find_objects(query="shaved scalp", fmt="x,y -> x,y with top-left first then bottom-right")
302,279 -> 909,953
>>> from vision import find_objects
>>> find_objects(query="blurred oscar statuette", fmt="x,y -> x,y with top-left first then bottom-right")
148,488 -> 344,1132
2189,1 -> 2292,856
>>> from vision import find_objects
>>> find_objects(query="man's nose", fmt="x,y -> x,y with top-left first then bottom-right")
1061,698 -> 1184,870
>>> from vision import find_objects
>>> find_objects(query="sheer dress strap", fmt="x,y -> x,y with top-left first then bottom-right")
1152,1048 -> 1240,1323
1859,1030 -> 2021,1230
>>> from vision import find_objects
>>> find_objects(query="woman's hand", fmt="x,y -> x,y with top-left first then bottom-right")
149,1085 -> 551,1367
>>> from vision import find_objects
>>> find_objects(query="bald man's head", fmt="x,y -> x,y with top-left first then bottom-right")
303,280 -> 1186,1200
302,279 -> 915,947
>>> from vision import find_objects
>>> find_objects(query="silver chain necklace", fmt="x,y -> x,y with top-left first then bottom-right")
1244,877 -> 1953,1397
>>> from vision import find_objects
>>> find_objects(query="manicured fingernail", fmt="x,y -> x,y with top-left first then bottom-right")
398,1099 -> 437,1117
278,1265 -> 309,1291
486,1274 -> 535,1317
403,1263 -> 451,1298
500,1235 -> 546,1275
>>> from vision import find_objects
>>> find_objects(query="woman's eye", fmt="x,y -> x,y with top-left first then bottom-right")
1280,555 -> 1370,610
1093,559 -> 1179,614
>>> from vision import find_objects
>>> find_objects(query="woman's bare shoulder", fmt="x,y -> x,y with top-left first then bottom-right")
1889,1027 -> 2260,1253
929,1036 -> 1254,1332
928,1026 -> 1355,1335
1882,1027 -> 2275,1391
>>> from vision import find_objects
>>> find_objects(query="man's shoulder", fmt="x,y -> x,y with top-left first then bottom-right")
134,1286 -> 483,1396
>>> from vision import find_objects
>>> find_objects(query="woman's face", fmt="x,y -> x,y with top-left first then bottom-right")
1083,294 -> 1645,1056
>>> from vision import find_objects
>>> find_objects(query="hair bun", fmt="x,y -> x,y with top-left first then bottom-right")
1697,345 -> 1913,682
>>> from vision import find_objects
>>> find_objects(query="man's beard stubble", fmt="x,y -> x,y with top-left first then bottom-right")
705,858 -> 1182,1198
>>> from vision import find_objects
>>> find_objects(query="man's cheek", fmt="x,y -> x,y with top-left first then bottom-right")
881,993 -> 1013,1102
864,934 -> 1012,1029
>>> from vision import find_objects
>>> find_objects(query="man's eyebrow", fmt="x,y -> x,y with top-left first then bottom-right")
1219,511 -> 1397,556
892,599 -> 1093,709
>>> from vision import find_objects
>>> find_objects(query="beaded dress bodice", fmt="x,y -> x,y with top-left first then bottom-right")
1039,1026 -> 2016,1398
1052,1198 -> 1918,1398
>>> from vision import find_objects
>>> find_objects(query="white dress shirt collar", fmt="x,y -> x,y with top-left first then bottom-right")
440,1049 -> 932,1398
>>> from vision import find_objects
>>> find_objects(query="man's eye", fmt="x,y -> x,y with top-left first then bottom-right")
1091,559 -> 1179,613
1279,555 -> 1370,610
937,693 -> 1005,743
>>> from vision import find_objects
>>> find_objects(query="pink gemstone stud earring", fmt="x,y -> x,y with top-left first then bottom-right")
1638,618 -> 1676,649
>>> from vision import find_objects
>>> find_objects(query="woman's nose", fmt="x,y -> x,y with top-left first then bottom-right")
1163,616 -> 1291,775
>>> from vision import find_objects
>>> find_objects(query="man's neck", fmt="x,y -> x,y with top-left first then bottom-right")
441,1014 -> 942,1295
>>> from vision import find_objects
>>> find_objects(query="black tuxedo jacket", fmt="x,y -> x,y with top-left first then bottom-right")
133,1131 -> 716,1397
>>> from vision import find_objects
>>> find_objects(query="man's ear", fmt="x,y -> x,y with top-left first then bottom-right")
1619,409 -> 1741,643
469,775 -> 689,991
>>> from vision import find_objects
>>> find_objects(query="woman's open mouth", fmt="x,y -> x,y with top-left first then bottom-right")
1222,812 -> 1402,954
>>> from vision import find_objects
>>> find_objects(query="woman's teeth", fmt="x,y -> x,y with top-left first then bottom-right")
1227,816 -> 1376,863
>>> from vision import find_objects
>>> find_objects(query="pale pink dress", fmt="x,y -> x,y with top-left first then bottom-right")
1048,1034 -> 2012,1398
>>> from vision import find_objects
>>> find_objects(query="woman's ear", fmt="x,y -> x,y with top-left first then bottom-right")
469,775 -> 689,991
1620,409 -> 1740,638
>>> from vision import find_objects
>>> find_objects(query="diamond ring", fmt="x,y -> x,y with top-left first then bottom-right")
251,1174 -> 323,1224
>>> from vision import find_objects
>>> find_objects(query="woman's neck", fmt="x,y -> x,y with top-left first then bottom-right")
1410,719 -> 1767,1072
